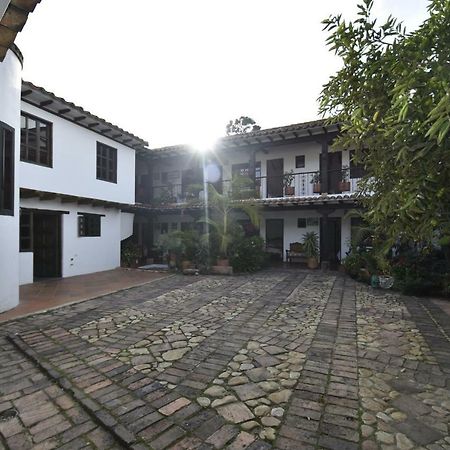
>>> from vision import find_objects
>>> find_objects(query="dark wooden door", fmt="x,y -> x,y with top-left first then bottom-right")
266,219 -> 284,261
327,151 -> 342,194
33,213 -> 61,278
267,158 -> 283,197
320,217 -> 341,269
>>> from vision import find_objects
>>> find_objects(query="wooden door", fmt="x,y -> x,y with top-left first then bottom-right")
266,219 -> 284,261
320,217 -> 341,269
327,151 -> 342,194
267,158 -> 283,197
33,213 -> 61,278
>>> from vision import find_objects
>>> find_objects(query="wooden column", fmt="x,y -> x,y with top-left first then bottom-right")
320,208 -> 335,270
320,139 -> 329,194
248,149 -> 256,186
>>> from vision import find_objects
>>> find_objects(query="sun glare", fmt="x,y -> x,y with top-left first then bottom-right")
188,132 -> 220,154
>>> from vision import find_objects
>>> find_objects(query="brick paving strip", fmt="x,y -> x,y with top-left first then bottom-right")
1,270 -> 449,449
6,273 -> 306,449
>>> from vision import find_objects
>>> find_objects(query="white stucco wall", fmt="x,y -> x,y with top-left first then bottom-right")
19,102 -> 136,204
261,209 -> 352,262
148,141 -> 351,200
19,252 -> 33,285
0,49 -> 21,312
120,212 -> 134,240
19,198 -> 124,281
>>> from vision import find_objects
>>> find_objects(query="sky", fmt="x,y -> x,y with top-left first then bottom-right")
16,0 -> 429,148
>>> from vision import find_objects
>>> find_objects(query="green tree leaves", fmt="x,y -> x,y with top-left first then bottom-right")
319,0 -> 450,247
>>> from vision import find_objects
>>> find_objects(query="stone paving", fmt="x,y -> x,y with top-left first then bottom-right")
0,270 -> 449,450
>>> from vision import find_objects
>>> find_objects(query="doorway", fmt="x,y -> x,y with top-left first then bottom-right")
33,212 -> 62,278
267,158 -> 283,197
266,219 -> 284,261
320,217 -> 341,269
321,151 -> 342,194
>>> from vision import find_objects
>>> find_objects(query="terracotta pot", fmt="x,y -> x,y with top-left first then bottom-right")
284,186 -> 295,196
181,260 -> 192,270
339,181 -> 351,192
313,183 -> 321,194
217,258 -> 229,267
307,257 -> 319,269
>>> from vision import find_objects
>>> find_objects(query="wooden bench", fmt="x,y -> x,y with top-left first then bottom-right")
286,242 -> 308,264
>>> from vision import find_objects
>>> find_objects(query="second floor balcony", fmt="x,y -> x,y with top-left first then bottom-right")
136,169 -> 364,206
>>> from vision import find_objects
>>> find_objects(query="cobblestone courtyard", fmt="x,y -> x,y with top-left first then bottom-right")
1,270 -> 449,450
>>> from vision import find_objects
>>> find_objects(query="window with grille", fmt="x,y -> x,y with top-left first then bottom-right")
20,113 -> 52,167
20,210 -> 33,251
96,142 -> 117,183
78,213 -> 102,237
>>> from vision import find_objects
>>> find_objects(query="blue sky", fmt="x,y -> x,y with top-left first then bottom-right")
16,0 -> 429,148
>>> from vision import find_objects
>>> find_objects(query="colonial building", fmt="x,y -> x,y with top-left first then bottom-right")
0,0 -> 41,312
17,82 -> 148,285
133,121 -> 364,269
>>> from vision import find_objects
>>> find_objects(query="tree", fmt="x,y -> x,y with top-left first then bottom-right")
226,116 -> 261,135
202,184 -> 260,259
319,0 -> 450,250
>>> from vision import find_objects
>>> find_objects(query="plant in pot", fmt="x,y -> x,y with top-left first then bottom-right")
201,184 -> 261,269
311,172 -> 321,193
339,165 -> 351,192
157,231 -> 185,269
179,229 -> 200,270
302,231 -> 319,269
283,170 -> 295,196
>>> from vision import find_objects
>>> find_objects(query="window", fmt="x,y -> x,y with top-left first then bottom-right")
96,142 -> 117,183
297,218 -> 307,228
295,155 -> 305,168
350,150 -> 366,178
306,217 -> 319,227
160,223 -> 168,234
0,121 -> 14,215
171,222 -> 178,231
20,210 -> 33,251
20,113 -> 52,167
78,213 -> 102,237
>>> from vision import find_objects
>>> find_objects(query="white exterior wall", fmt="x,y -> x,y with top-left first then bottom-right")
20,102 -> 136,204
19,198 -> 125,283
0,50 -> 21,312
149,143 -> 351,199
261,209 -> 352,262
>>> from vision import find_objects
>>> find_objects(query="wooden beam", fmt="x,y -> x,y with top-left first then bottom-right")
21,89 -> 32,97
59,108 -> 71,114
74,115 -> 86,121
88,122 -> 100,128
40,100 -> 53,107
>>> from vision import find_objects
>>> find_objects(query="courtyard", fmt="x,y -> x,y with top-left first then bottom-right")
0,269 -> 449,450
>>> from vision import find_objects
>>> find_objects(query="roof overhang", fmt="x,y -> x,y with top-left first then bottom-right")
131,193 -> 361,214
21,81 -> 149,151
20,187 -> 132,211
144,120 -> 340,159
0,0 -> 41,62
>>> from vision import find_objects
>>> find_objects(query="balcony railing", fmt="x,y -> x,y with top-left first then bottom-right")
136,170 -> 363,205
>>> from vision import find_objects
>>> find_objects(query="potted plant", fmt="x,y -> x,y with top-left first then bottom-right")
283,170 -> 295,196
157,231 -> 185,269
302,231 -> 319,269
200,184 -> 261,272
375,254 -> 394,289
311,172 -> 321,193
339,165 -> 351,192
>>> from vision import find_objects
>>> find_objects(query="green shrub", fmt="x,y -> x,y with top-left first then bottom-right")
391,248 -> 449,296
121,238 -> 140,267
229,236 -> 268,273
